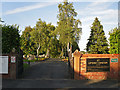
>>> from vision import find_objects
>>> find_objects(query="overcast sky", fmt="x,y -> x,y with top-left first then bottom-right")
1,0 -> 119,51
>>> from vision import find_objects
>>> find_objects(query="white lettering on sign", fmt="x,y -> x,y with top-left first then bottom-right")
11,56 -> 16,63
0,56 -> 8,74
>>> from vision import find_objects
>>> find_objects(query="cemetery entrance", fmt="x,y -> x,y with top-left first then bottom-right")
22,58 -> 70,80
2,56 -> 119,88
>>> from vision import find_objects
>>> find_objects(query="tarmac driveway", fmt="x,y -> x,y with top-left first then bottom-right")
22,58 -> 70,79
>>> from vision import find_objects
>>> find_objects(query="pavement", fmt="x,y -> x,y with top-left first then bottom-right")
2,58 -> 120,89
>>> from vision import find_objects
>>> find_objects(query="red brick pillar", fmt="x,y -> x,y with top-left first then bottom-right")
73,50 -> 81,79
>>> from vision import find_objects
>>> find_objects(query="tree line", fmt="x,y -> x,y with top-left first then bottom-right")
1,0 -> 120,58
20,1 -> 81,58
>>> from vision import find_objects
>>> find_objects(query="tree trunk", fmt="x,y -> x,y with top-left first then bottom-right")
65,47 -> 66,59
46,49 -> 50,58
37,49 -> 39,57
67,42 -> 70,58
69,44 -> 72,59
62,46 -> 64,58
67,42 -> 70,53
37,43 -> 40,58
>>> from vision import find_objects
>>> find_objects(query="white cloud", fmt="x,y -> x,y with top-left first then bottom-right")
103,22 -> 117,25
92,9 -> 117,15
5,2 -> 57,15
77,2 -> 113,16
1,0 -> 64,2
1,0 -> 119,2
81,16 -> 97,22
88,2 -> 106,7
78,2 -> 118,23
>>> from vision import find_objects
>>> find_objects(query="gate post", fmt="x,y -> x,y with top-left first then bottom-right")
9,52 -> 17,79
73,50 -> 81,79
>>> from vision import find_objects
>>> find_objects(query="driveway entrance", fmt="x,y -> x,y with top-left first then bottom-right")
22,58 -> 70,80
2,58 -> 119,88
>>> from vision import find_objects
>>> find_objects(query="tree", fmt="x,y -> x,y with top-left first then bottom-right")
109,27 -> 120,54
30,18 -> 56,57
20,26 -> 36,55
20,18 -> 58,57
30,19 -> 46,57
49,37 -> 61,58
44,23 -> 56,57
2,24 -> 20,53
86,17 -> 109,54
56,0 -> 82,58
72,41 -> 80,53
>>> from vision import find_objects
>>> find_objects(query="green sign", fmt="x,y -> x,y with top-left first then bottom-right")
111,58 -> 118,62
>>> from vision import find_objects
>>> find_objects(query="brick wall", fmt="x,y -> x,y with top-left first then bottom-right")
73,50 -> 120,80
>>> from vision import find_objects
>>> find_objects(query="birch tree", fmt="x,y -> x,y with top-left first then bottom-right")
56,0 -> 82,58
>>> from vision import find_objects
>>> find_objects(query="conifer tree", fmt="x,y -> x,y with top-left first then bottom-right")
86,17 -> 109,54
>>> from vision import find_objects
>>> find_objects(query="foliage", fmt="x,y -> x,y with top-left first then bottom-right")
20,18 -> 61,58
72,41 -> 80,53
18,1 -> 82,58
109,27 -> 120,54
80,51 -> 86,54
49,37 -> 61,58
23,57 -> 46,62
20,26 -> 36,55
0,18 -> 4,22
86,17 -> 109,54
43,23 -> 56,57
56,0 -> 82,57
2,25 -> 20,53
30,19 -> 48,56
30,19 -> 57,57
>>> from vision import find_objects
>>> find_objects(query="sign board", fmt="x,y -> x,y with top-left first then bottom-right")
86,58 -> 110,72
111,58 -> 118,62
0,56 -> 8,74
11,56 -> 16,63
